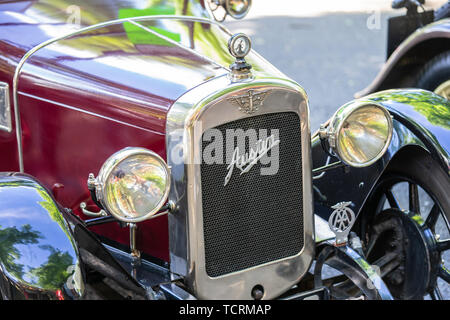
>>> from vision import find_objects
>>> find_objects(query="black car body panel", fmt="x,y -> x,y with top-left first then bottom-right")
0,172 -> 84,299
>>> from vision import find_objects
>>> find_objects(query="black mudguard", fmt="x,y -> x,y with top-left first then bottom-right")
313,89 -> 449,222
0,172 -> 148,300
0,172 -> 84,299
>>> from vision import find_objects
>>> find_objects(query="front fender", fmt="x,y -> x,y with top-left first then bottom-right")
368,89 -> 449,173
0,173 -> 84,300
312,89 -> 450,222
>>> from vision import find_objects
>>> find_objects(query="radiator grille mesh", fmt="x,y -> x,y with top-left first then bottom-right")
200,112 -> 304,277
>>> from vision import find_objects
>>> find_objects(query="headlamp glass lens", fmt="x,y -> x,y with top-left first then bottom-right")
104,153 -> 169,221
337,105 -> 391,166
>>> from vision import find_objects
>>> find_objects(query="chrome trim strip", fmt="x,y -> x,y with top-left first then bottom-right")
166,75 -> 315,300
159,283 -> 197,300
104,244 -> 169,275
18,91 -> 164,135
0,82 -> 11,133
13,15 -> 231,172
103,243 -> 172,289
320,241 -> 394,300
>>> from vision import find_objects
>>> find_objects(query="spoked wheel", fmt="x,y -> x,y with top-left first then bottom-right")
416,50 -> 450,99
361,153 -> 450,299
434,80 -> 450,100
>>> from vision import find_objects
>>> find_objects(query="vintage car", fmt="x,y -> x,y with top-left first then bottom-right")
0,0 -> 448,300
357,0 -> 450,98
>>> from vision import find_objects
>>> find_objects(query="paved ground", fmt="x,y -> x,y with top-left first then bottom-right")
225,0 -> 449,300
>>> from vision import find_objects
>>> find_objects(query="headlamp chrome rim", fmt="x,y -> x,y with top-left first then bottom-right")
225,0 -> 252,19
326,101 -> 393,168
96,147 -> 171,223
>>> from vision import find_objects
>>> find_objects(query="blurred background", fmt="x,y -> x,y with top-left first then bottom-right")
224,0 -> 448,131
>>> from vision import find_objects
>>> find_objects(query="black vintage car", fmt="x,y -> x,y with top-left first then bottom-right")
357,0 -> 450,98
0,0 -> 448,300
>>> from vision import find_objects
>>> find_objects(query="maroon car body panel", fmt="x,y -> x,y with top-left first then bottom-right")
0,0 -> 284,261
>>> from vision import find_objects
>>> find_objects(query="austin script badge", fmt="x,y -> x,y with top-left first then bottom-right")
227,89 -> 271,114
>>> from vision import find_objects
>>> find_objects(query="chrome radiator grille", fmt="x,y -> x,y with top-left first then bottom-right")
200,112 -> 304,277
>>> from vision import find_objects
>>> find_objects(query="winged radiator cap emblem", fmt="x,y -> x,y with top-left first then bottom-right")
328,201 -> 356,246
227,89 -> 271,114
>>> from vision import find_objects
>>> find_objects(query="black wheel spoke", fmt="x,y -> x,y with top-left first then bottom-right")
436,239 -> 450,252
370,176 -> 449,300
424,204 -> 440,230
430,287 -> 443,300
372,252 -> 397,268
385,189 -> 400,209
439,266 -> 450,284
372,252 -> 401,277
409,182 -> 420,214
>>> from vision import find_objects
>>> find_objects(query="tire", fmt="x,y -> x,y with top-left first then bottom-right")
385,152 -> 450,219
361,151 -> 450,299
416,50 -> 450,97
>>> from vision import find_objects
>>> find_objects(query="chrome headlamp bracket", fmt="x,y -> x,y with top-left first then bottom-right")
87,173 -> 104,202
319,124 -> 336,149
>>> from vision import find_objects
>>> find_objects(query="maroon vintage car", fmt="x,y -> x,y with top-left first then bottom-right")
0,0 -> 448,300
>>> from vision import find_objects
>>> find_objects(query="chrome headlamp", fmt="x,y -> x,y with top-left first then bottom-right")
209,0 -> 252,20
320,102 -> 393,167
93,147 -> 170,223
225,0 -> 252,19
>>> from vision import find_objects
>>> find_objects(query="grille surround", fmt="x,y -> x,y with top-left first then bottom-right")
166,78 -> 314,300
201,112 -> 304,277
